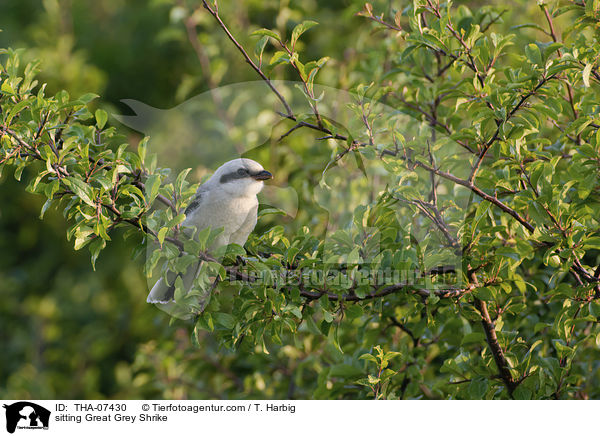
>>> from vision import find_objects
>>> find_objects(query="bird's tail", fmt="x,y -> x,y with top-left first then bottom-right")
147,260 -> 203,303
146,260 -> 215,319
146,277 -> 172,304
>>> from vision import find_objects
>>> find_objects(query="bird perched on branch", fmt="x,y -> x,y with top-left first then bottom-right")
146,158 -> 273,307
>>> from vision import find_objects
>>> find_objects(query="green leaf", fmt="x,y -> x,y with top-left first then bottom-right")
384,350 -> 401,361
77,92 -> 100,104
345,305 -> 364,319
214,312 -> 236,329
254,35 -> 269,64
95,109 -> 108,129
582,63 -> 592,87
137,136 -> 149,164
495,247 -> 521,262
89,238 -> 106,270
73,226 -> 94,250
269,51 -> 290,66
553,4 -> 582,17
13,163 -> 26,181
144,174 -> 161,205
167,213 -> 186,229
367,374 -> 380,385
468,378 -> 489,399
461,332 -> 486,346
39,199 -> 52,219
346,247 -> 361,264
552,339 -> 573,358
250,28 -> 281,42
1,80 -> 15,94
359,353 -> 378,363
524,43 -> 542,66
5,99 -> 31,125
583,237 -> 600,250
174,168 -> 191,194
157,227 -> 168,246
291,20 -> 318,47
589,301 -> 600,319
64,177 -> 96,207
258,207 -> 286,217
543,42 -> 563,60
513,385 -> 532,400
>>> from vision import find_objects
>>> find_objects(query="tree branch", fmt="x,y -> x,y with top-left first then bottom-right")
473,298 -> 519,396
201,0 -> 294,117
468,73 -> 557,184
410,159 -> 535,233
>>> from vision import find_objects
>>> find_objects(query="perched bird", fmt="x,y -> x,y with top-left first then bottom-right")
146,158 -> 273,306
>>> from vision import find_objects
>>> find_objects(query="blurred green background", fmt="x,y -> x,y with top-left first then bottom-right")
0,0 -> 561,399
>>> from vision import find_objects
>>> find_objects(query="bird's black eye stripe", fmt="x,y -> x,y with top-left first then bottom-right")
220,167 -> 250,184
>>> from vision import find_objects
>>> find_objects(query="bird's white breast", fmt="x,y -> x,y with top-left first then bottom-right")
183,188 -> 258,248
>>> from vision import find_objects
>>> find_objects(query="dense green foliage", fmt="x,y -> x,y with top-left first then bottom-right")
1,0 -> 599,399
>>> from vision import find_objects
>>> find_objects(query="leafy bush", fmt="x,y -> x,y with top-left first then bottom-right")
1,0 -> 599,399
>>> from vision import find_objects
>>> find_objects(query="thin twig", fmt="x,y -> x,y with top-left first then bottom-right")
410,158 -> 535,233
468,73 -> 557,184
201,0 -> 294,117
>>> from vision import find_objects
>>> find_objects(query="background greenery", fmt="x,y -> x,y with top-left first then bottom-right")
1,0 -> 599,399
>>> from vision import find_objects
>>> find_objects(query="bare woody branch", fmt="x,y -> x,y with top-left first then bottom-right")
408,158 -> 535,233
201,0 -> 294,117
474,298 -> 520,396
468,73 -> 558,184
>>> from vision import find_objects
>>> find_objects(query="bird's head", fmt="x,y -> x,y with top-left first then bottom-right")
213,158 -> 273,197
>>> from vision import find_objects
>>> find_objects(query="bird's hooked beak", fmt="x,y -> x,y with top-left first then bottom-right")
252,170 -> 273,181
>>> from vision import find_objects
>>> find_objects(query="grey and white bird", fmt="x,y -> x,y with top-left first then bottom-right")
146,158 -> 273,305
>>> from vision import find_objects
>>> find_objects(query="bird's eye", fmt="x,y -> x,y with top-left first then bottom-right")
237,168 -> 249,176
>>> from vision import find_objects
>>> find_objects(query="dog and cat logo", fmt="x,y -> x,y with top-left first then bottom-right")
2,402 -> 50,433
